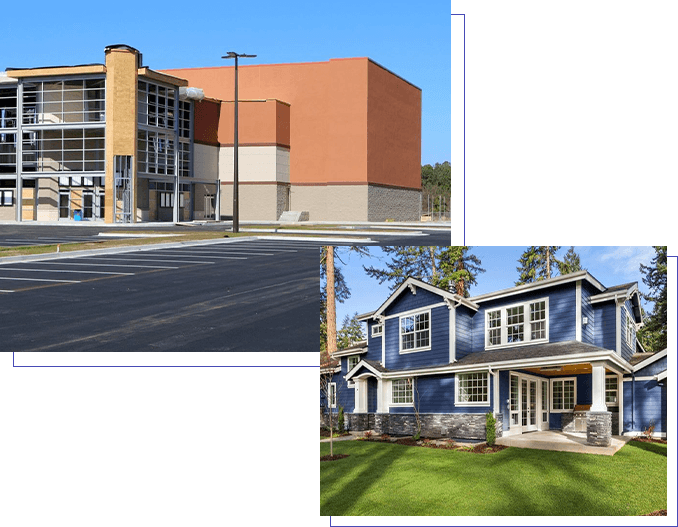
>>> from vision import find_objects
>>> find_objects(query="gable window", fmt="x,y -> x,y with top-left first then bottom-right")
371,323 -> 383,338
456,372 -> 489,406
485,298 -> 549,349
605,376 -> 618,405
551,378 -> 576,412
391,378 -> 413,405
399,310 -> 430,353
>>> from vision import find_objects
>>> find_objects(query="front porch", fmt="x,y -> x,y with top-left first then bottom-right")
497,430 -> 634,455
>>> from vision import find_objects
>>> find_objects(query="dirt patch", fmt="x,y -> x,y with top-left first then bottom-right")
643,510 -> 667,516
320,454 -> 350,462
359,435 -> 508,454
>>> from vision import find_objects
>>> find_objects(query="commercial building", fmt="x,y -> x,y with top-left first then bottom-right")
0,45 -> 421,223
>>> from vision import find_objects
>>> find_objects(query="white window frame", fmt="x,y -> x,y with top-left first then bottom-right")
605,375 -> 618,406
550,377 -> 576,413
455,371 -> 490,407
391,378 -> 414,407
347,355 -> 360,372
399,309 -> 431,354
485,297 -> 549,350
371,323 -> 383,338
0,189 -> 13,206
328,382 -> 337,409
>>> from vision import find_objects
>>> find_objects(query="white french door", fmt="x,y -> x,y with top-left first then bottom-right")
510,372 -> 548,434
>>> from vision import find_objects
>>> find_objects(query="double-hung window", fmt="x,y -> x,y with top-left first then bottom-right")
551,378 -> 576,412
391,378 -> 413,405
605,376 -> 618,406
625,310 -> 635,348
485,298 -> 548,348
399,310 -> 430,353
347,355 -> 360,372
456,372 -> 489,405
328,382 -> 337,408
371,323 -> 383,338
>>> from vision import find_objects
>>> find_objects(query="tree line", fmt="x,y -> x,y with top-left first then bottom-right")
321,246 -> 667,362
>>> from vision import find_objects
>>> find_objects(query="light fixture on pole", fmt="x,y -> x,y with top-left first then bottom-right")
221,52 -> 256,233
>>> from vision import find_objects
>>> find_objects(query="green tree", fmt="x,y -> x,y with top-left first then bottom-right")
364,246 -> 484,296
515,246 -> 561,285
557,246 -> 584,275
638,246 -> 667,352
336,312 -> 365,350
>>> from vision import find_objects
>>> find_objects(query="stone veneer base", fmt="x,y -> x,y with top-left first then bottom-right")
586,411 -> 612,447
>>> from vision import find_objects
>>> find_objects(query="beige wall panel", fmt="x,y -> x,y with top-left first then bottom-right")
0,206 -> 14,221
36,177 -> 59,221
218,146 -> 288,183
219,183 -> 279,221
194,143 -> 219,180
289,185 -> 369,221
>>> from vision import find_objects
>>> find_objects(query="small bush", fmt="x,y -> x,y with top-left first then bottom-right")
485,412 -> 496,446
338,406 -> 345,433
364,431 -> 373,440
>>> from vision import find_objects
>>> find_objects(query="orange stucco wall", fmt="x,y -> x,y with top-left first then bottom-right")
163,58 -> 420,189
217,99 -> 290,147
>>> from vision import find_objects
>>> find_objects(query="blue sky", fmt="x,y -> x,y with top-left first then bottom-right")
0,1 -> 450,166
333,246 -> 659,329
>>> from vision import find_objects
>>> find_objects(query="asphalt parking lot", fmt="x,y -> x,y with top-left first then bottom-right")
0,224 -> 450,353
1,238 -> 321,352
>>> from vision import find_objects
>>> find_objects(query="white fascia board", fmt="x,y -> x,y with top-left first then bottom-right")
380,350 -> 631,379
344,360 -> 383,381
320,366 -> 341,375
469,271 -> 602,304
356,311 -> 375,321
331,345 -> 368,358
371,276 -> 478,319
632,348 -> 668,372
655,371 -> 668,381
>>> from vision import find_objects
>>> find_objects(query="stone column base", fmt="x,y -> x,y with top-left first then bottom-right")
586,411 -> 612,446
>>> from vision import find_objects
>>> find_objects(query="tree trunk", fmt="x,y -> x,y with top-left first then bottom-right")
327,246 -> 337,356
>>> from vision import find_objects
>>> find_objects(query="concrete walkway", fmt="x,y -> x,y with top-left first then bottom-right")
320,433 -> 360,443
497,430 -> 634,455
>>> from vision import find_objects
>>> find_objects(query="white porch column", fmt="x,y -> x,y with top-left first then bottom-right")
590,362 -> 607,412
377,379 -> 384,413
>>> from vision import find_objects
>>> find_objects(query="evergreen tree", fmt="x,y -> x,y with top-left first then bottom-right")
336,312 -> 365,350
436,246 -> 485,296
364,246 -> 484,296
557,246 -> 583,275
638,246 -> 667,352
515,246 -> 561,285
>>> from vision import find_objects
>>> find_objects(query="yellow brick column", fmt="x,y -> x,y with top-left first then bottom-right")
104,47 -> 138,223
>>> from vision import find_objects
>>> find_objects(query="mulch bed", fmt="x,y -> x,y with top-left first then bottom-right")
320,454 -> 350,462
643,510 -> 667,516
359,435 -> 507,454
631,437 -> 667,444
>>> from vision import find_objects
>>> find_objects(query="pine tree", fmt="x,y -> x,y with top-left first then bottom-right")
336,312 -> 365,350
638,246 -> 667,352
515,246 -> 561,285
557,246 -> 583,276
364,246 -> 485,296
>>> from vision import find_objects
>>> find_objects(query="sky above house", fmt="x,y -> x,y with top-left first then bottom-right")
332,246 -> 659,329
0,1 -> 450,166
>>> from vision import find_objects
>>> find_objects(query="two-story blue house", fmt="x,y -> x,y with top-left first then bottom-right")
323,271 -> 667,447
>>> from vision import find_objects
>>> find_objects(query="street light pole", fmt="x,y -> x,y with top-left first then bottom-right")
221,52 -> 256,233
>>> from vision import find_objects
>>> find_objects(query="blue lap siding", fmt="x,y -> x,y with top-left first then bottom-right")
623,377 -> 666,434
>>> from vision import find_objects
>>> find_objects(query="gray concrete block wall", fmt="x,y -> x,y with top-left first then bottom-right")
367,185 -> 421,222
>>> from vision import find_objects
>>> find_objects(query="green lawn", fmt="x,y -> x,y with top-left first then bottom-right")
320,440 -> 667,516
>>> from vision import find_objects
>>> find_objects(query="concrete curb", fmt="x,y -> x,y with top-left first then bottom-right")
244,228 -> 426,237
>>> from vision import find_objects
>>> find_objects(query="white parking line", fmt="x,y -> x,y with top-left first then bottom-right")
82,256 -> 215,265
0,268 -> 135,276
27,261 -> 179,269
136,251 -> 250,260
0,276 -> 81,283
0,289 -> 14,293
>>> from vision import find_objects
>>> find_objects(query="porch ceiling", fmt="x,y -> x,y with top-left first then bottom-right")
523,363 -> 621,376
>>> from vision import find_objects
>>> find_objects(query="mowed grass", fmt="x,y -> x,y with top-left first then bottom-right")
320,440 -> 667,516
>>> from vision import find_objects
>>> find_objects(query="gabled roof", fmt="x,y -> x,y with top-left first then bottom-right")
331,341 -> 368,358
358,276 -> 478,321
345,359 -> 389,380
590,282 -> 642,323
630,348 -> 667,372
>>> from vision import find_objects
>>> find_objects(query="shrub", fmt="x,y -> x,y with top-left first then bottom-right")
643,420 -> 656,439
485,412 -> 496,446
364,431 -> 373,440
338,406 -> 345,434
